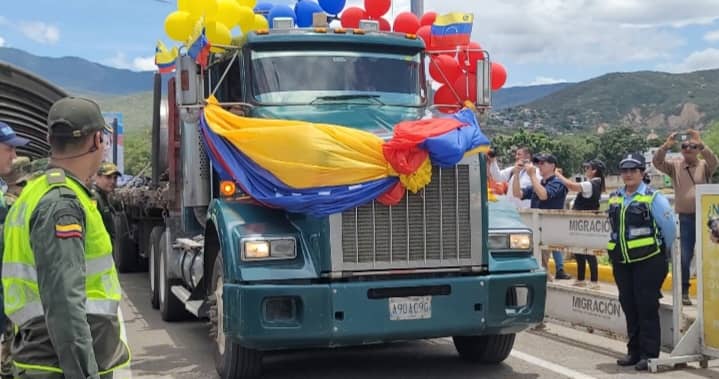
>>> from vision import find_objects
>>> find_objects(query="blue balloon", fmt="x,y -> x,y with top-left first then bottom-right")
254,2 -> 274,16
295,1 -> 324,27
268,5 -> 297,28
318,0 -> 346,15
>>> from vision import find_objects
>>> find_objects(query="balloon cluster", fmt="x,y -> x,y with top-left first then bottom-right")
164,0 -> 269,49
340,0 -> 392,30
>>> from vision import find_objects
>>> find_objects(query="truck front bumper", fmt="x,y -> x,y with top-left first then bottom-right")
224,271 -> 546,350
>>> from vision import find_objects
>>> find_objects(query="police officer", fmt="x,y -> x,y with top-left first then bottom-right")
92,162 -> 122,243
2,97 -> 130,379
607,153 -> 676,371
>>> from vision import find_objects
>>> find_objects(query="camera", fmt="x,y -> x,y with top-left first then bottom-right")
674,133 -> 690,142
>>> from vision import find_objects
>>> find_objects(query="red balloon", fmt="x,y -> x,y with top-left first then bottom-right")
393,12 -> 420,34
416,25 -> 432,49
458,42 -> 484,73
453,73 -> 478,103
491,62 -> 508,90
420,11 -> 437,26
433,85 -> 458,114
340,7 -> 366,28
378,17 -> 391,31
364,0 -> 391,18
429,55 -> 461,84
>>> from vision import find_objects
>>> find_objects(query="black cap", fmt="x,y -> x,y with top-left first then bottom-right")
47,97 -> 113,138
532,153 -> 558,165
619,153 -> 646,170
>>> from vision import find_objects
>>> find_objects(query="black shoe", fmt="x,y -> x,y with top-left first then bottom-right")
555,270 -> 572,280
616,354 -> 640,366
682,294 -> 692,306
635,359 -> 649,371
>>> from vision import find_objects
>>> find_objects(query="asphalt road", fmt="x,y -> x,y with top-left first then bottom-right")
118,273 -> 719,379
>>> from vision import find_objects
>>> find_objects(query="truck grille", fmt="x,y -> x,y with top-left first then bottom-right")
340,165 -> 472,267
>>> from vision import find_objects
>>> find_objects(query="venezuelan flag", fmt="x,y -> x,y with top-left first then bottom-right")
188,28 -> 211,68
155,41 -> 177,74
431,12 -> 473,48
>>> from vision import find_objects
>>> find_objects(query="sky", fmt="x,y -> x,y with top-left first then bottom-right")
1,0 -> 719,87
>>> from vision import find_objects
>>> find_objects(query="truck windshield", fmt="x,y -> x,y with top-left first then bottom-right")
250,50 -> 423,106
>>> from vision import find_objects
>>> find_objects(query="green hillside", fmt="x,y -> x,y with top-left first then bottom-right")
95,92 -> 153,135
494,69 -> 719,132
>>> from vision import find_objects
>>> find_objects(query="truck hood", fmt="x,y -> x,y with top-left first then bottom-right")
251,105 -> 424,137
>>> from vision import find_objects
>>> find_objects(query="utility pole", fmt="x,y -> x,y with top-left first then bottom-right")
410,0 -> 424,17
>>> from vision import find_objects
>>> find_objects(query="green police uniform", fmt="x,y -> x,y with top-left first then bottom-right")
92,162 -> 121,243
1,97 -> 128,379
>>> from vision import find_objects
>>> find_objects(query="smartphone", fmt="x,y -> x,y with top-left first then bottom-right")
674,133 -> 690,142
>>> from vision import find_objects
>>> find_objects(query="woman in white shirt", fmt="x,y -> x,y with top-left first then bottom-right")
557,159 -> 607,289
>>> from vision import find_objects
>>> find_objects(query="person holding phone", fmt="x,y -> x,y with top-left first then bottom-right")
556,159 -> 607,289
488,146 -> 541,208
652,129 -> 718,305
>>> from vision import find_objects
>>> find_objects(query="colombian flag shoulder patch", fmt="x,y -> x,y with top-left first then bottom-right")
55,223 -> 83,239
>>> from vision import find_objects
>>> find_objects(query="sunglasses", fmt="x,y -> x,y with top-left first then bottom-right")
681,143 -> 700,150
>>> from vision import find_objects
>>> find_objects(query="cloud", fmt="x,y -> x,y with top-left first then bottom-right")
705,30 -> 719,42
412,0 -> 713,66
656,48 -> 719,73
18,21 -> 60,44
529,76 -> 568,86
104,52 -> 156,72
0,36 -> 5,47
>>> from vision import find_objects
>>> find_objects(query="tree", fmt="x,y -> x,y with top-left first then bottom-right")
490,130 -> 588,175
123,131 -> 151,176
595,126 -> 648,174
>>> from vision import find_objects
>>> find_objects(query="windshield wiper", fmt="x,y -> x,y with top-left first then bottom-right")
310,94 -> 385,105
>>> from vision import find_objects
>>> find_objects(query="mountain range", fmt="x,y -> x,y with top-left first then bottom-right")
2,47 -> 718,134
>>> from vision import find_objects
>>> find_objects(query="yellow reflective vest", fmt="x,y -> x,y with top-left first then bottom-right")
2,170 -> 130,375
606,190 -> 662,264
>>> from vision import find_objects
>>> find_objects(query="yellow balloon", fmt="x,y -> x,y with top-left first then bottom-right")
216,0 -> 242,27
237,0 -> 257,9
206,21 -> 232,52
179,0 -> 203,18
252,14 -> 269,31
164,11 -> 194,42
204,0 -> 219,19
237,6 -> 255,33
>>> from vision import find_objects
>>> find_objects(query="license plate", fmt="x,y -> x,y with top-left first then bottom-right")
389,296 -> 432,320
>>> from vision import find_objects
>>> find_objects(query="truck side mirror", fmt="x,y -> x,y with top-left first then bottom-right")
475,57 -> 491,108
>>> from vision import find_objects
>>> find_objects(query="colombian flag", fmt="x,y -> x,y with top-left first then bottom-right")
431,12 -> 473,48
155,41 -> 177,74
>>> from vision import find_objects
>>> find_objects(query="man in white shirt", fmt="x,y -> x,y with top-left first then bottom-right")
488,147 -> 541,208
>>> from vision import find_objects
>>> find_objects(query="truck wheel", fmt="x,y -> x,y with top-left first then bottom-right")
452,334 -> 516,364
210,254 -> 263,379
159,230 -> 189,321
113,212 -> 138,273
149,226 -> 163,309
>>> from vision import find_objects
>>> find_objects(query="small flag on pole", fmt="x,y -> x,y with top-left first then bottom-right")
431,12 -> 473,48
155,41 -> 178,74
187,28 -> 211,69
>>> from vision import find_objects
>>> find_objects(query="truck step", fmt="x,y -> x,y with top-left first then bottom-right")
170,285 -> 204,317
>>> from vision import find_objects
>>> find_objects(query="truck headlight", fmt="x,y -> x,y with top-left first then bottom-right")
488,233 -> 532,251
509,234 -> 532,250
242,238 -> 297,261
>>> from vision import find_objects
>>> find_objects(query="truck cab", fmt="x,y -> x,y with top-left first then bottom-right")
131,26 -> 546,379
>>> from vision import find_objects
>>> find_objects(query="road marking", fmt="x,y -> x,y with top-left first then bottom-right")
511,349 -> 598,379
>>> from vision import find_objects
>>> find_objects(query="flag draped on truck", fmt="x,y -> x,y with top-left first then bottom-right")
199,96 -> 490,217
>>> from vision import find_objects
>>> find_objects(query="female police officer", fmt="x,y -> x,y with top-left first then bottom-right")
607,153 -> 676,371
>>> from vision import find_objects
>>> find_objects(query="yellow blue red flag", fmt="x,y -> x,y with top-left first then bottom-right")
155,41 -> 178,74
431,12 -> 473,48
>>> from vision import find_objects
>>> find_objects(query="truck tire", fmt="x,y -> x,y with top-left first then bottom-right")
210,254 -> 263,379
149,226 -> 163,309
452,334 -> 516,364
113,212 -> 138,273
159,230 -> 189,321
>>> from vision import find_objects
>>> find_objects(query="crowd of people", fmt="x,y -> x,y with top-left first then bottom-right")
487,128 -> 717,371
